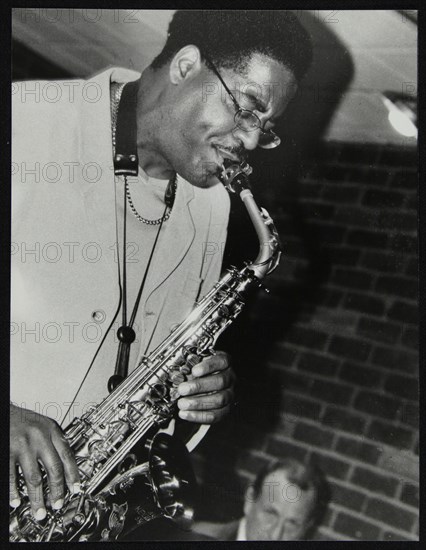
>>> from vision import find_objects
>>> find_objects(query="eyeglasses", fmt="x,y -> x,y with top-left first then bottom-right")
203,54 -> 281,150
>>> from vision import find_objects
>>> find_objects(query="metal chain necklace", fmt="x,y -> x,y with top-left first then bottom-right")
110,82 -> 176,226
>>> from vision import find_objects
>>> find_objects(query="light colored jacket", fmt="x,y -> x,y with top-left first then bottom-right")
11,67 -> 230,423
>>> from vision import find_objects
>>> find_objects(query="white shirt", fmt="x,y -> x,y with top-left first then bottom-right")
236,518 -> 247,541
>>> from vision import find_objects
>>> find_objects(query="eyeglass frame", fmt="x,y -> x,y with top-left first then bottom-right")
203,53 -> 281,149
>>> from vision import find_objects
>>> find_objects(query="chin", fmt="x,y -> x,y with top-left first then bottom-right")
184,164 -> 222,189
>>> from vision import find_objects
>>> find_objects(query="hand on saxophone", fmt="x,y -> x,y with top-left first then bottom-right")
176,350 -> 235,423
10,403 -> 81,521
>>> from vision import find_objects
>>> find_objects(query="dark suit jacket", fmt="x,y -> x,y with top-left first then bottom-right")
192,519 -> 241,541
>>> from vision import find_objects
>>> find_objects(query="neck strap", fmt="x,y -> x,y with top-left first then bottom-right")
113,80 -> 139,176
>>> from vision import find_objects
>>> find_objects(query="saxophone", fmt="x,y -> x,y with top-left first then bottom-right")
10,161 -> 282,542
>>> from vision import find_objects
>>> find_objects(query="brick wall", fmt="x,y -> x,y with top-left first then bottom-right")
192,141 -> 419,541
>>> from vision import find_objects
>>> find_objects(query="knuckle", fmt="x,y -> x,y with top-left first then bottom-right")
31,424 -> 47,441
58,444 -> 74,461
215,394 -> 224,407
215,374 -> 227,390
192,380 -> 202,394
49,479 -> 64,496
217,392 -> 228,407
223,368 -> 233,386
26,471 -> 43,488
220,353 -> 229,369
12,434 -> 30,450
48,421 -> 62,435
48,461 -> 64,481
203,411 -> 216,424
225,388 -> 234,403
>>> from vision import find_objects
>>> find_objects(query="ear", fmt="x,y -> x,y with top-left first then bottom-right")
169,45 -> 202,85
244,485 -> 256,516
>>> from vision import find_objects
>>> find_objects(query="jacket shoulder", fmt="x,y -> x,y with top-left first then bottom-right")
193,520 -> 239,541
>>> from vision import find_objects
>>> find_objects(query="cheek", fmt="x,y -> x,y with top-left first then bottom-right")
246,508 -> 266,536
184,99 -> 231,141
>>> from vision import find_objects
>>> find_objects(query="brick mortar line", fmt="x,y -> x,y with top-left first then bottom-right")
327,502 -> 418,538
297,185 -> 418,200
330,265 -> 379,284
274,419 -> 418,467
277,388 -> 332,412
303,313 -> 416,353
269,285 -> 418,308
307,203 -> 417,220
324,162 -> 417,172
316,526 -> 355,542
275,339 -> 419,367
329,474 -> 419,514
286,309 -> 418,349
300,161 -> 417,172
277,213 -> 418,238
269,427 -> 419,481
268,360 -> 368,394
329,502 -> 415,536
276,375 -> 419,434
304,311 -> 364,334
298,182 -> 417,202
275,382 -> 419,440
298,189 -> 417,207
330,266 -> 418,285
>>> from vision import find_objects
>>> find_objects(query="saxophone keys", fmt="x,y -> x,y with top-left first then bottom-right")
169,372 -> 185,385
169,388 -> 180,401
184,354 -> 200,369
179,365 -> 191,375
149,383 -> 167,399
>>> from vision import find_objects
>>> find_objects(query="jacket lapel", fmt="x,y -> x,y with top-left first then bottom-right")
77,68 -> 197,339
143,174 -> 196,301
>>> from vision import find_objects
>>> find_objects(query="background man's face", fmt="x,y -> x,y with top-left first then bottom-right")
159,53 -> 297,187
244,468 -> 316,540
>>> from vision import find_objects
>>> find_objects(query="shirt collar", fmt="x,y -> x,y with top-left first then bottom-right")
237,518 -> 247,541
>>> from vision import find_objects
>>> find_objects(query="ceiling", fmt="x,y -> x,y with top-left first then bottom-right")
12,9 -> 417,146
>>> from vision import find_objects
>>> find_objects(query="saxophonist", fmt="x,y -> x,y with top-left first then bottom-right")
11,9 -> 313,528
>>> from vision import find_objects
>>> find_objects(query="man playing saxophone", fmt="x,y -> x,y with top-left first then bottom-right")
11,9 -> 313,534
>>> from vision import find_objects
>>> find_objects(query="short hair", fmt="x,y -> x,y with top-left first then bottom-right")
252,458 -> 329,524
151,10 -> 313,82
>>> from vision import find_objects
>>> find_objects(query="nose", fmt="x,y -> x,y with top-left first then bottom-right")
231,126 -> 261,151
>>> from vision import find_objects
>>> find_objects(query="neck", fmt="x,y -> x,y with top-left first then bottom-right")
135,67 -> 175,180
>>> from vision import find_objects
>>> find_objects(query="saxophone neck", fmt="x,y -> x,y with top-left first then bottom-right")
239,189 -> 282,279
219,161 -> 282,280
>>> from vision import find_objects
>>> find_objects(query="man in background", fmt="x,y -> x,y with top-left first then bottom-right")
194,458 -> 329,540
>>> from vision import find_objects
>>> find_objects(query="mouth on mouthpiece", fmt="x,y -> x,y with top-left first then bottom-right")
218,160 -> 252,191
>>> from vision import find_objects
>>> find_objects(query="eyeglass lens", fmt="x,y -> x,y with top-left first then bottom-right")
234,111 -> 280,149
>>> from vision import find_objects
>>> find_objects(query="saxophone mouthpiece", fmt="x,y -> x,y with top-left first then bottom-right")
219,160 -> 252,193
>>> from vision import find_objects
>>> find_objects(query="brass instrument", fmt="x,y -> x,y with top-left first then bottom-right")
10,161 -> 281,542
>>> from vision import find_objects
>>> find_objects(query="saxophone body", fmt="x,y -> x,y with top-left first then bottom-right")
10,162 -> 281,542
